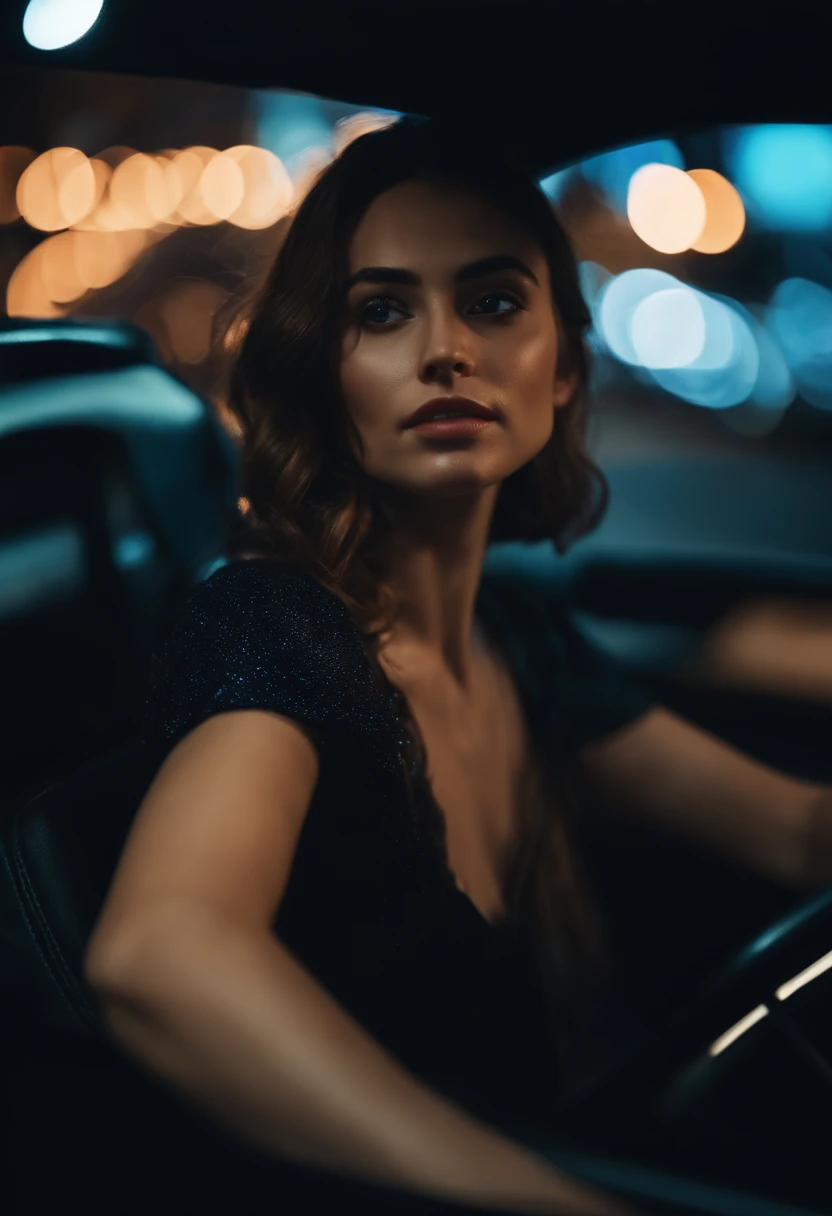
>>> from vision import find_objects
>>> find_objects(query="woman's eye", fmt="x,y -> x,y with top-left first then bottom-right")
359,297 -> 409,327
469,291 -> 523,317
358,290 -> 523,328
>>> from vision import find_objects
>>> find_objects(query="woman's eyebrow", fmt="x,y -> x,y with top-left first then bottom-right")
344,254 -> 539,292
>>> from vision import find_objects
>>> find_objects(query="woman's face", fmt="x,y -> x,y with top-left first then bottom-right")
337,179 -> 577,503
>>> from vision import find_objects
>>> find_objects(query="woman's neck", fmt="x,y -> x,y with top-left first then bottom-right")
374,543 -> 491,690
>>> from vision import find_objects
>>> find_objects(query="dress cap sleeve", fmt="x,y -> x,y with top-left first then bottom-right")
142,558 -> 368,757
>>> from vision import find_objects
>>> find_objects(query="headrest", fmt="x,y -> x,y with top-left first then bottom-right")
0,315 -> 157,384
0,317 -> 240,579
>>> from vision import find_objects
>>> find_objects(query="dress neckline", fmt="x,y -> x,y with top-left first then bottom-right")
274,558 -> 537,935
428,580 -> 540,935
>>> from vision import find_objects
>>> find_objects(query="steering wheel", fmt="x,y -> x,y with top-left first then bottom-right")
554,882 -> 832,1141
487,887 -> 832,1215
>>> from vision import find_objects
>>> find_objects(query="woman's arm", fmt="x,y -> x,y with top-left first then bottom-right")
578,706 -> 827,887
85,710 -> 634,1216
691,596 -> 832,705
88,907 -> 631,1216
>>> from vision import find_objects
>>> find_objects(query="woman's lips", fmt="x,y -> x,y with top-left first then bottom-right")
407,417 -> 495,437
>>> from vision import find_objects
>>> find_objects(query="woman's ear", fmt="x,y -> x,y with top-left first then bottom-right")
553,367 -> 580,409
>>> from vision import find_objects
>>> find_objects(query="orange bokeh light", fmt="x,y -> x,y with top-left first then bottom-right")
687,168 -> 746,254
6,243 -> 64,317
7,224 -> 151,319
39,231 -> 86,304
153,155 -> 185,225
224,146 -> 293,229
72,159 -> 113,230
73,228 -> 148,290
199,153 -> 245,220
109,152 -> 183,228
174,147 -> 220,224
17,147 -> 96,231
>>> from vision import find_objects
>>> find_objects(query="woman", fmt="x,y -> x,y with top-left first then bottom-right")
83,115 -> 831,1216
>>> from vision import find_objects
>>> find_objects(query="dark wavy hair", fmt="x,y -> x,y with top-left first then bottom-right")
223,114 -> 609,1036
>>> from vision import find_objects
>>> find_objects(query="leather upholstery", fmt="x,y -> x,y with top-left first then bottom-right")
0,739 -> 168,1036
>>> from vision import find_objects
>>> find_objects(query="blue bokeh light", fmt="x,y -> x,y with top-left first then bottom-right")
598,266 -> 766,410
255,93 -> 333,169
581,139 -> 685,211
724,126 -> 832,232
767,277 -> 832,364
790,357 -> 832,410
22,0 -> 104,50
645,292 -> 758,409
596,268 -> 679,364
735,303 -> 796,412
766,278 -> 832,409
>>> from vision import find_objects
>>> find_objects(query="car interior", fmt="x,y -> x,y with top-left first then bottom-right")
1,3 -> 832,1214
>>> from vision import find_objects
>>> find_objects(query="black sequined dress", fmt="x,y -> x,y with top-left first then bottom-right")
142,558 -> 655,1136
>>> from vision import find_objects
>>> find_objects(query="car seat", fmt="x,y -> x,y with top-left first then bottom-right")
0,316 -> 239,1213
0,317 -> 239,808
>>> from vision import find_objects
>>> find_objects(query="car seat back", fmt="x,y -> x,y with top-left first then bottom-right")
0,317 -> 238,806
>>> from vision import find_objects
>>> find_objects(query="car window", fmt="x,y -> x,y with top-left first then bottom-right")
2,64 -> 831,712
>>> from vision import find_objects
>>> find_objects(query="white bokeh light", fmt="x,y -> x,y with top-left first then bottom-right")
626,164 -> 706,254
648,295 -> 759,409
23,0 -> 104,51
630,288 -> 706,369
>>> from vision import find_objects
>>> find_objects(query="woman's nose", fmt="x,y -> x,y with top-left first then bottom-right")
422,351 -> 474,380
419,310 -> 475,381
